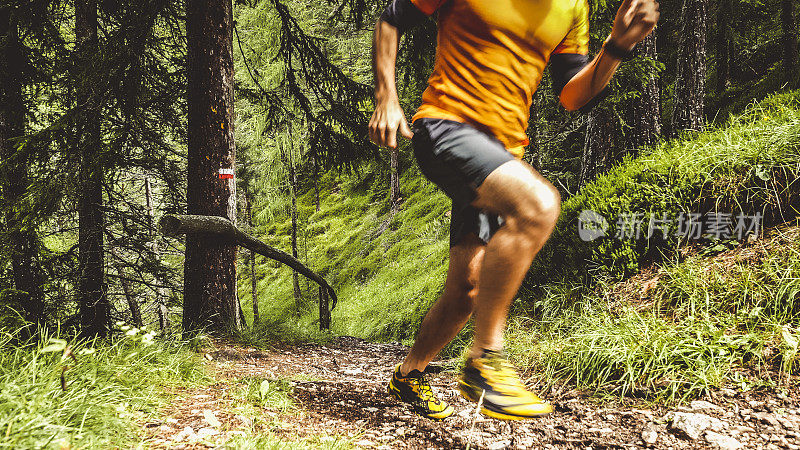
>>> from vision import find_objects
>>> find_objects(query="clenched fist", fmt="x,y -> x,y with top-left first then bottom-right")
611,0 -> 660,50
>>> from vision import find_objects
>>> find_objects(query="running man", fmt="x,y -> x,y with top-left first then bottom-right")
370,0 -> 659,420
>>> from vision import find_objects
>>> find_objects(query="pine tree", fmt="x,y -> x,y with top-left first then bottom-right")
671,0 -> 708,134
75,0 -> 109,337
0,5 -> 45,325
183,0 -> 240,334
781,0 -> 798,87
626,32 -> 661,149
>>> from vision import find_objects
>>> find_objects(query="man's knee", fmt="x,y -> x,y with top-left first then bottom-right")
507,181 -> 561,235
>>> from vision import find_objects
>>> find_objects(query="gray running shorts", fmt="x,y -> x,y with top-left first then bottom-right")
411,118 -> 516,248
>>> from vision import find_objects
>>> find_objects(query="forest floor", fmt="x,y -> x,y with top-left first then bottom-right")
139,336 -> 800,449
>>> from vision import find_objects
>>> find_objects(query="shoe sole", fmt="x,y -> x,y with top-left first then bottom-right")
457,381 -> 552,420
387,381 -> 454,420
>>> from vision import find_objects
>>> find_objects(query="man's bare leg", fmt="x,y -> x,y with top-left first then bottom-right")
399,233 -> 485,376
468,161 -> 561,358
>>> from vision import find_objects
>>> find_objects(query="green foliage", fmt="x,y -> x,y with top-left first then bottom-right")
508,222 -> 800,401
0,327 -> 206,448
529,90 -> 800,286
240,165 -> 450,343
237,376 -> 296,412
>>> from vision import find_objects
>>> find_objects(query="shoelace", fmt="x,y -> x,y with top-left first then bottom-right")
405,374 -> 436,402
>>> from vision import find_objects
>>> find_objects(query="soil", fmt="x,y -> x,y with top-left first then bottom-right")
142,336 -> 800,449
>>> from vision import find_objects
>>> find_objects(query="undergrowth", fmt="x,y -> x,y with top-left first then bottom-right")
0,326 -> 207,449
508,224 -> 800,401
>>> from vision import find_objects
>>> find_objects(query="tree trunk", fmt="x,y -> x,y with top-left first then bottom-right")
0,7 -> 45,326
318,286 -> 330,330
245,189 -> 259,325
313,151 -> 320,212
389,147 -> 400,209
280,138 -> 302,309
184,0 -> 239,335
626,32 -> 661,150
116,264 -> 143,327
671,0 -> 707,135
145,176 -> 171,332
145,176 -> 154,233
714,0 -> 730,92
76,0 -> 108,337
579,107 -> 617,189
781,0 -> 799,87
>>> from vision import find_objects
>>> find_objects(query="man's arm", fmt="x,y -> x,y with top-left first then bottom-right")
559,0 -> 660,111
369,0 -> 428,148
369,20 -> 411,149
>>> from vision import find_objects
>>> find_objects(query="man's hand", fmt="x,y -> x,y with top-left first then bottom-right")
610,0 -> 660,50
369,97 -> 413,149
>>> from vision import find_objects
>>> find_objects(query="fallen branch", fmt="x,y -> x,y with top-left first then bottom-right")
159,214 -> 338,310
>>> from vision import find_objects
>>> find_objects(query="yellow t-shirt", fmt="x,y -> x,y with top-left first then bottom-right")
411,0 -> 590,156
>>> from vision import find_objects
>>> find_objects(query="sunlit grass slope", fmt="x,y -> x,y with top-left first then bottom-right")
242,167 -> 451,343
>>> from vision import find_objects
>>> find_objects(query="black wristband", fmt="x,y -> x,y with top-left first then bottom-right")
603,39 -> 635,61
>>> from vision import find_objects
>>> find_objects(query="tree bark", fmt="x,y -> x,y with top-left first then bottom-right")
0,7 -> 45,325
626,32 -> 661,150
279,138 -> 302,308
184,0 -> 239,335
781,0 -> 799,87
145,176 -> 171,332
714,0 -> 730,92
160,214 -> 337,310
117,263 -> 143,327
313,151 -> 320,212
76,0 -> 109,337
318,286 -> 330,330
245,189 -> 259,325
389,147 -> 400,209
671,0 -> 707,135
579,107 -> 617,189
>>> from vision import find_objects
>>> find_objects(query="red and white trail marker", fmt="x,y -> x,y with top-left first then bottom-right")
218,168 -> 234,179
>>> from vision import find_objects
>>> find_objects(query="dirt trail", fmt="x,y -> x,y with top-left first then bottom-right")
144,336 -> 800,449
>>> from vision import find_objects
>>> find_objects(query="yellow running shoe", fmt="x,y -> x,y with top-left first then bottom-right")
387,364 -> 454,420
458,350 -> 553,420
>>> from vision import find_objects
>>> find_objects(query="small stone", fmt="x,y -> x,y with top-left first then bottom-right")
642,429 -> 658,445
748,400 -> 764,409
355,439 -> 374,447
669,412 -> 722,440
705,431 -> 743,450
488,441 -> 510,450
202,409 -> 221,428
172,426 -> 196,442
196,427 -> 219,439
753,412 -> 780,427
729,425 -> 755,435
691,400 -> 722,412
